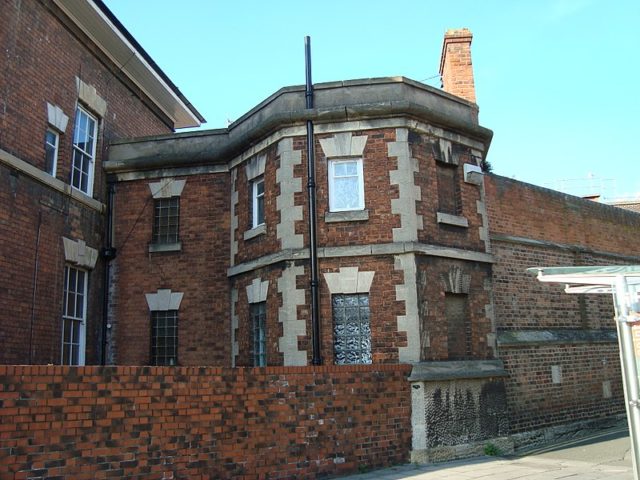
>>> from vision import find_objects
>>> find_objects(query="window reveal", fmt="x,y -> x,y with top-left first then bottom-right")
71,106 -> 97,195
62,265 -> 87,365
328,159 -> 364,212
45,129 -> 59,176
151,310 -> 178,366
333,293 -> 371,365
251,176 -> 265,228
153,197 -> 180,245
250,301 -> 267,366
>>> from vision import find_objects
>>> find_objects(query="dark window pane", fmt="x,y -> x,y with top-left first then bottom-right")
151,310 -> 178,365
251,302 -> 267,367
153,197 -> 180,244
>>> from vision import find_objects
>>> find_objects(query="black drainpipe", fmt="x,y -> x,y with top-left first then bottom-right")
305,36 -> 322,366
100,182 -> 117,365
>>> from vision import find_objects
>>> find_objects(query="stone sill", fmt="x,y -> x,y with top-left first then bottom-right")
148,242 -> 182,253
437,212 -> 469,228
243,224 -> 266,240
0,147 -> 104,212
324,209 -> 369,223
408,360 -> 507,382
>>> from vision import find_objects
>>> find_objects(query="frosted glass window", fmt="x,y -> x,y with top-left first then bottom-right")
328,159 -> 364,212
333,294 -> 371,365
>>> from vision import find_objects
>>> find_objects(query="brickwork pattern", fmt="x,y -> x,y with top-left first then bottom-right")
0,364 -> 411,479
417,257 -> 493,361
1,1 -> 172,202
0,167 -> 105,364
112,174 -> 230,366
486,175 -> 640,254
319,257 -> 406,365
410,132 -> 485,251
485,175 -> 640,433
500,344 -> 623,432
232,266 -> 286,367
440,28 -> 476,104
0,0 -> 174,365
492,242 -> 618,331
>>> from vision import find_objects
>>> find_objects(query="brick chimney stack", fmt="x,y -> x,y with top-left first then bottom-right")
439,28 -> 476,104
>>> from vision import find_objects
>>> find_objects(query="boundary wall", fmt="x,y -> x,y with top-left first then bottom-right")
0,364 -> 411,479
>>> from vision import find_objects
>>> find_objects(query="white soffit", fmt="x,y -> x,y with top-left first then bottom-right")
54,0 -> 201,129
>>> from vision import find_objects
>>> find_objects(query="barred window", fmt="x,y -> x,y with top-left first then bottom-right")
333,293 -> 371,365
62,265 -> 87,365
153,197 -> 180,244
251,302 -> 267,367
151,310 -> 178,366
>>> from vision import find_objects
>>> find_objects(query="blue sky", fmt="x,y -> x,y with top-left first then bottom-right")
105,0 -> 640,199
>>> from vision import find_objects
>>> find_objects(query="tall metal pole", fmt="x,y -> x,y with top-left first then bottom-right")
614,275 -> 640,480
305,36 -> 322,365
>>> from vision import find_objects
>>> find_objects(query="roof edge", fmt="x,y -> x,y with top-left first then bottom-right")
54,0 -> 204,128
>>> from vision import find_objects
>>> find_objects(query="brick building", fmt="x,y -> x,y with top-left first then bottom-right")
4,4 -> 640,462
103,27 -> 640,457
0,0 -> 202,365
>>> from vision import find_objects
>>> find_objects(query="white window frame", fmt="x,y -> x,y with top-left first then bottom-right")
61,265 -> 88,366
71,105 -> 98,196
44,129 -> 59,177
328,158 -> 364,212
252,176 -> 265,228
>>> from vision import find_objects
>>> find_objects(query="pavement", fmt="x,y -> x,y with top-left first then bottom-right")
339,427 -> 635,479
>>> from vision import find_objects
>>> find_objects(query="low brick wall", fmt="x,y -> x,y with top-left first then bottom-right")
0,364 -> 411,479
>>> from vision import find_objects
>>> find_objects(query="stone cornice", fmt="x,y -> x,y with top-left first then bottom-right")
106,77 -> 493,175
227,241 -> 494,277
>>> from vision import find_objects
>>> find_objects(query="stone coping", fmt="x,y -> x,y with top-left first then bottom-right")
497,328 -> 618,346
106,77 -> 492,173
408,359 -> 507,382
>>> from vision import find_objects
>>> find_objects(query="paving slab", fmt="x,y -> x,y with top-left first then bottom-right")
337,428 -> 634,480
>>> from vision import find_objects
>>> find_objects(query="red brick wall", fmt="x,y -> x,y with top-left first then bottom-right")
486,175 -> 640,432
492,243 -> 619,331
319,257 -> 407,365
416,257 -> 493,361
232,265 -> 289,367
1,0 -> 173,202
231,256 -> 408,367
316,131 -> 398,247
486,175 -> 640,253
500,344 -> 623,432
411,134 -> 486,251
0,0 -> 175,365
233,129 -> 486,266
0,364 -> 411,479
228,127 -> 490,366
0,169 -> 107,365
112,174 -> 231,366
